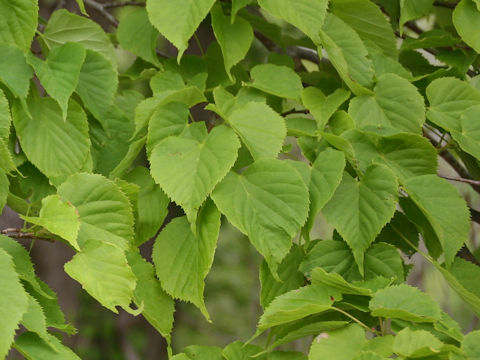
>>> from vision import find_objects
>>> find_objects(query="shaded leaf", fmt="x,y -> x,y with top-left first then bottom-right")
453,0 -> 480,54
0,43 -> 33,98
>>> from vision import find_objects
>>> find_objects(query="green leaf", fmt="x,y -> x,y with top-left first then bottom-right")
450,105 -> 480,161
348,73 -> 425,134
184,345 -> 224,360
0,235 -> 50,298
147,102 -> 189,156
152,199 -> 220,320
64,239 -> 136,313
58,173 -> 135,250
21,294 -> 48,342
43,9 -> 116,65
126,251 -> 174,340
0,0 -> 38,50
146,0 -> 216,59
14,332 -> 80,360
305,148 -> 346,237
369,284 -> 442,322
124,167 -> 169,246
436,258 -> 480,317
75,0 -> 87,14
426,77 -> 480,132
453,0 -> 480,53
309,324 -> 367,360
311,267 -> 372,296
393,327 -> 444,358
75,49 -> 118,122
320,13 -> 374,94
0,89 -> 10,139
260,244 -> 305,308
150,123 -> 240,226
27,42 -> 86,119
343,130 -> 437,183
257,285 -> 341,333
404,175 -> 470,267
322,165 -> 398,274
211,159 -> 309,276
257,0 -> 329,43
330,0 -> 397,58
223,341 -> 265,360
211,4 -> 253,79
399,0 -> 434,34
302,87 -> 351,130
22,194 -> 80,250
0,43 -> 33,98
232,0 -> 253,21
228,102 -> 286,160
249,64 -> 303,100
117,8 -> 161,66
463,330 -> 480,360
12,97 -> 90,179
0,248 -> 29,359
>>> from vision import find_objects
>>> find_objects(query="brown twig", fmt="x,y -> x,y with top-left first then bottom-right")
440,175 -> 480,186
1,228 -> 54,243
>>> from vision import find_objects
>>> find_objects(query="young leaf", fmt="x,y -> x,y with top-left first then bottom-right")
309,324 -> 367,360
12,98 -> 90,179
249,64 -> 303,100
150,123 -> 240,226
257,0 -> 329,43
404,175 -> 470,268
146,0 -> 216,60
0,0 -> 38,50
126,251 -> 174,341
257,285 -> 342,332
75,49 -> 118,122
117,8 -> 161,67
22,194 -> 81,251
348,73 -> 425,134
369,284 -> 442,322
453,0 -> 480,54
43,9 -> 116,65
323,165 -> 398,274
211,159 -> 309,277
64,239 -> 136,314
320,13 -> 374,94
14,332 -> 80,360
426,77 -> 480,132
304,148 -> 346,237
0,248 -> 29,359
330,0 -> 397,58
58,173 -> 135,250
302,87 -> 351,130
0,44 -> 33,98
152,199 -> 220,320
228,102 -> 286,160
211,4 -> 253,79
27,42 -> 86,120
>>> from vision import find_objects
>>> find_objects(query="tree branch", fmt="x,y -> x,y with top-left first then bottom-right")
1,228 -> 54,243
84,0 -> 119,27
439,175 -> 480,186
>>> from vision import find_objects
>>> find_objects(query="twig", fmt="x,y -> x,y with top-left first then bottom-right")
1,228 -> 54,243
281,109 -> 310,117
440,175 -> 480,186
103,1 -> 145,8
83,0 -> 119,27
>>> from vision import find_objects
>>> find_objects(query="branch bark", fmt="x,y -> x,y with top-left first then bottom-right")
1,228 -> 54,243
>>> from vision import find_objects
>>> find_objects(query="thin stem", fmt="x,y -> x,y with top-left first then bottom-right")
390,224 -> 435,266
83,0 -> 119,27
440,175 -> 480,186
281,109 -> 310,117
193,33 -> 205,56
331,307 -> 378,334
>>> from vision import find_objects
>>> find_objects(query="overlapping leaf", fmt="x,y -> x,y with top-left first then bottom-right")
212,159 -> 309,276
152,199 -> 220,319
323,165 -> 398,273
0,0 -> 38,50
150,123 -> 240,225
0,44 -> 33,98
249,64 -> 303,100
